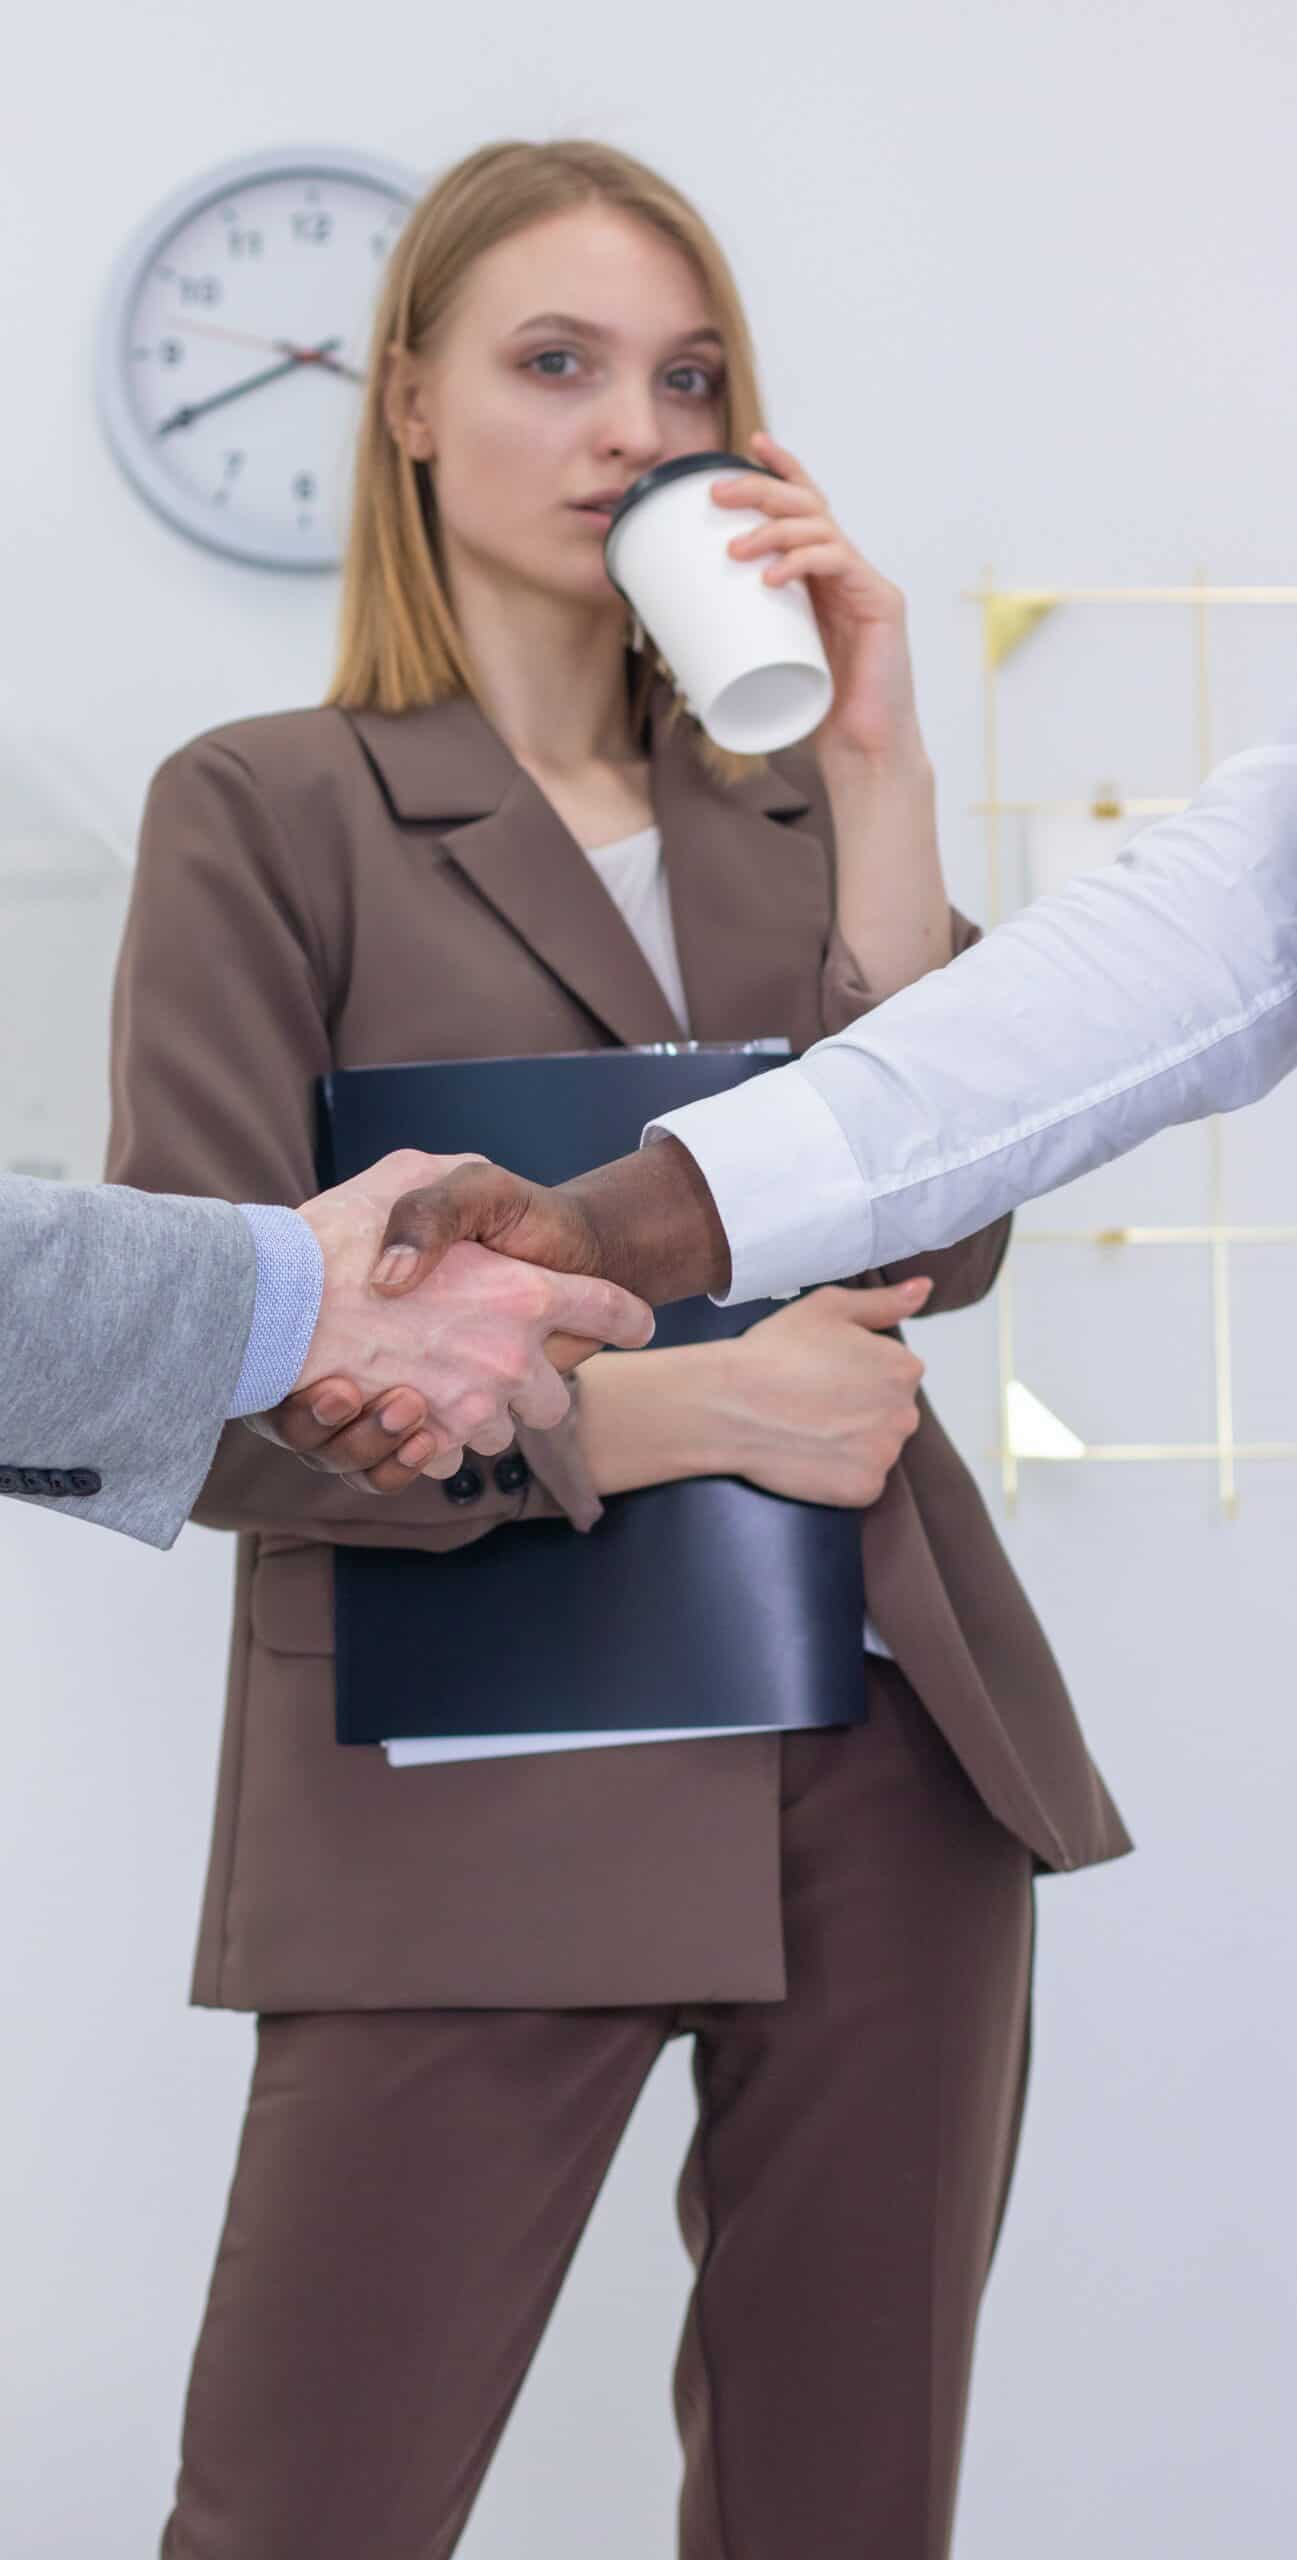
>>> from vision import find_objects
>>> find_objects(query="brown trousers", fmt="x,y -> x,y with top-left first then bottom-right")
162,1664 -> 1035,2560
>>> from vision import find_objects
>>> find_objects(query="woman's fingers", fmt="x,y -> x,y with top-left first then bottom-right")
763,542 -> 853,584
732,515 -> 901,592
728,507 -> 836,546
837,1277 -> 933,1330
712,431 -> 826,505
712,475 -> 824,517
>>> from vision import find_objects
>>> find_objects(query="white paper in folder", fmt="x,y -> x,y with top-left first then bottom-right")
384,1723 -> 772,1767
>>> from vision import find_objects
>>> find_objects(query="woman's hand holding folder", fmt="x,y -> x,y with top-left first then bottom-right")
575,1279 -> 931,1506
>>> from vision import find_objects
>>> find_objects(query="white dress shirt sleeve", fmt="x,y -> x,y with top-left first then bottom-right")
649,736 -> 1297,1302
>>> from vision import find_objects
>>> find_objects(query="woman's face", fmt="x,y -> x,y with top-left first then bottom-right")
390,205 -> 729,609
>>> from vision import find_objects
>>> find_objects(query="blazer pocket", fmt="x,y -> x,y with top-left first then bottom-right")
250,1544 -> 336,1657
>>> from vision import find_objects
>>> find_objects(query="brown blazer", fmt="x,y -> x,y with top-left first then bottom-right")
106,672 -> 1131,2012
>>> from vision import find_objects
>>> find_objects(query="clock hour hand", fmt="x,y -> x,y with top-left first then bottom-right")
155,337 -> 343,437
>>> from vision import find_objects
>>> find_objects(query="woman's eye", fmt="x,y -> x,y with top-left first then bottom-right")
665,364 -> 721,398
524,351 -> 721,397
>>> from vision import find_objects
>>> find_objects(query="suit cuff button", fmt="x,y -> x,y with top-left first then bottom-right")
492,1452 -> 531,1496
443,1463 -> 486,1506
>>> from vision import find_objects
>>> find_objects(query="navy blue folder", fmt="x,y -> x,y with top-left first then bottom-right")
316,1047 -> 868,1745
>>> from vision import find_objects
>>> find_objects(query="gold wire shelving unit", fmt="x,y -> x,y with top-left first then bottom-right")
969,576 -> 1297,1513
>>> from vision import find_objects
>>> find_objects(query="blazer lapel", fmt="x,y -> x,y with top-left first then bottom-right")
347,675 -> 834,1056
348,697 -> 683,1048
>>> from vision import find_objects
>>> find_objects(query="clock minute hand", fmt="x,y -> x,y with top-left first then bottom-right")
155,337 -> 343,437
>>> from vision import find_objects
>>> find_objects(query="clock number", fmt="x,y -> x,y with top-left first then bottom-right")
101,149 -> 416,569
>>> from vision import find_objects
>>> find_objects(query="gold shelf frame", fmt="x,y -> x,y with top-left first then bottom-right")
968,575 -> 1297,1512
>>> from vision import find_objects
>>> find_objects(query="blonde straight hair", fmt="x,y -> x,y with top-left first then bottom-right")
324,138 -> 770,784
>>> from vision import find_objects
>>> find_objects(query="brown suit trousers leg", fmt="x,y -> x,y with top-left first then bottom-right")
162,1664 -> 1034,2560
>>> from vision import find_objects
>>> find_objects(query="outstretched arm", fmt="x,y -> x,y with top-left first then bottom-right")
656,734 -> 1297,1296
355,732 -> 1297,1310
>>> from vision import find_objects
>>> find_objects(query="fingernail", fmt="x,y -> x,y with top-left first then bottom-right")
902,1277 -> 932,1298
311,1387 -> 357,1425
373,1245 -> 418,1290
397,1432 -> 436,1470
380,1397 -> 416,1434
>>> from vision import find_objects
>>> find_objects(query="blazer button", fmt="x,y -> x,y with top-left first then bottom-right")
493,1452 -> 531,1496
443,1463 -> 485,1506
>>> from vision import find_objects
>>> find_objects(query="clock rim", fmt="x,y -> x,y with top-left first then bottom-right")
95,142 -> 422,574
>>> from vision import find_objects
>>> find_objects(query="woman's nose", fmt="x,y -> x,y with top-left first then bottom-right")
596,384 -> 664,470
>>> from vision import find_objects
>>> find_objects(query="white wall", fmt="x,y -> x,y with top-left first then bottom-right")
3,3 -> 1296,2553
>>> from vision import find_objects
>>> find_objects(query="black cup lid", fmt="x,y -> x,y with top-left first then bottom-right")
603,451 -> 778,601
604,450 -> 776,541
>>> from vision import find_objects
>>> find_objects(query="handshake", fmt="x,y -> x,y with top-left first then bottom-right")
255,1141 -> 717,1492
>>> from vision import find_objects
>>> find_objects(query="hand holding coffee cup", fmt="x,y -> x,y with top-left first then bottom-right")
606,429 -> 921,764
604,445 -> 833,754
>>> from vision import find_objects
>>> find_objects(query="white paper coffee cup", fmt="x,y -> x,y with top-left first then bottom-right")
604,451 -> 834,754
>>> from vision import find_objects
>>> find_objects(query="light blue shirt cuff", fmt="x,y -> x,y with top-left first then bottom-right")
227,1205 -> 326,1418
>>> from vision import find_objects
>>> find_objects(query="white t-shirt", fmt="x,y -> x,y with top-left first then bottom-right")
386,822 -> 888,1770
584,823 -> 692,1032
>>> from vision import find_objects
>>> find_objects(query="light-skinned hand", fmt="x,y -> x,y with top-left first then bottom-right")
706,1279 -> 930,1507
251,1150 -> 655,1493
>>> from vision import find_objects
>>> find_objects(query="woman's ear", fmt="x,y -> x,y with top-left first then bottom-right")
382,343 -> 436,462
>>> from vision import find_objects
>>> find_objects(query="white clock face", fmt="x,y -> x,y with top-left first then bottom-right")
97,147 -> 421,569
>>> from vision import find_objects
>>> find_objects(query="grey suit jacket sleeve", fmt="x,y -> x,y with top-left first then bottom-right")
0,1174 -> 257,1548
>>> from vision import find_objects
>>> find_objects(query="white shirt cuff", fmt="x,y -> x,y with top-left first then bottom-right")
646,1060 -> 875,1304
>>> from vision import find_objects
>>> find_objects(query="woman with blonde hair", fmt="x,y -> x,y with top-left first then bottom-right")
109,136 -> 1128,2560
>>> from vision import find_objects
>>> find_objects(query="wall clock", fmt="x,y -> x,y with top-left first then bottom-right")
96,145 -> 421,570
